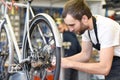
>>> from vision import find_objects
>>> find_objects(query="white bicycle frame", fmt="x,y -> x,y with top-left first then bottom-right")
0,0 -> 62,73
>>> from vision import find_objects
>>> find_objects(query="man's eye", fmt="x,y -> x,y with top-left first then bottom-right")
68,24 -> 74,26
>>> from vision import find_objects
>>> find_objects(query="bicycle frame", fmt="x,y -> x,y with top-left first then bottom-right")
4,0 -> 35,61
0,0 -> 62,74
0,0 -> 36,73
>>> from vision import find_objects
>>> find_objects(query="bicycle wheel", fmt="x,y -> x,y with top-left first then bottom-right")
0,22 -> 11,80
23,13 -> 62,80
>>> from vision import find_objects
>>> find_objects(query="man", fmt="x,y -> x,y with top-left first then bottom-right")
61,0 -> 120,80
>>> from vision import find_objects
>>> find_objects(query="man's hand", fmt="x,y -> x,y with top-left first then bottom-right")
61,58 -> 72,68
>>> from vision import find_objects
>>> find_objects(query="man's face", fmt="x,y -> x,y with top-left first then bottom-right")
64,14 -> 88,35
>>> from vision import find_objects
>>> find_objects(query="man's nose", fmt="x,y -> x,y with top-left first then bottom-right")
69,27 -> 74,32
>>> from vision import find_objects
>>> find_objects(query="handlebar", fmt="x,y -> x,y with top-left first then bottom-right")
1,0 -> 33,10
1,0 -> 16,10
25,0 -> 33,2
26,0 -> 33,4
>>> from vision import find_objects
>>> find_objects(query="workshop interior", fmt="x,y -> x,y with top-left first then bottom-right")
0,0 -> 120,80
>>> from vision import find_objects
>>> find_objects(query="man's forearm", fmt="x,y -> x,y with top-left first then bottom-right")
66,52 -> 90,62
70,61 -> 109,75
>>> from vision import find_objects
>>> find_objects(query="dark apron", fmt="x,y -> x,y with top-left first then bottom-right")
88,16 -> 120,80
105,56 -> 120,80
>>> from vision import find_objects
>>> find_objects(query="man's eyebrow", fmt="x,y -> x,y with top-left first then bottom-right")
67,24 -> 75,26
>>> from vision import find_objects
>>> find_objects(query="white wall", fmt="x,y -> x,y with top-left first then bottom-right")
87,0 -> 106,16
31,0 -> 106,16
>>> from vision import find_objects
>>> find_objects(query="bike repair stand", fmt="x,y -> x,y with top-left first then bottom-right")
60,33 -> 64,80
60,33 -> 71,80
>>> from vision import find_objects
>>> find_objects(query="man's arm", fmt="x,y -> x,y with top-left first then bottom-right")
64,41 -> 93,62
61,41 -> 114,75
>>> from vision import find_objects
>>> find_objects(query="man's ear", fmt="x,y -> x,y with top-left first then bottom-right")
81,15 -> 88,24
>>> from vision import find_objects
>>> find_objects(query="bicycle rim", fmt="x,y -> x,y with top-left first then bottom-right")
23,14 -> 61,80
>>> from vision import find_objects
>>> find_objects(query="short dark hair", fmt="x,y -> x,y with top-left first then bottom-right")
62,0 -> 92,20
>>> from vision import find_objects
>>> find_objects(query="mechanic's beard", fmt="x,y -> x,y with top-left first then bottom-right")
78,26 -> 89,35
78,29 -> 86,35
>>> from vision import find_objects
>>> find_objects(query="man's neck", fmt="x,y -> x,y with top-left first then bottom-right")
88,17 -> 94,30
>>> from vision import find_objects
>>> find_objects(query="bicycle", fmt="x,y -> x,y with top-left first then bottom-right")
0,0 -> 62,80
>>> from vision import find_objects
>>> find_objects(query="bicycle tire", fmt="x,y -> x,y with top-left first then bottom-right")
23,13 -> 62,80
0,21 -> 11,80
